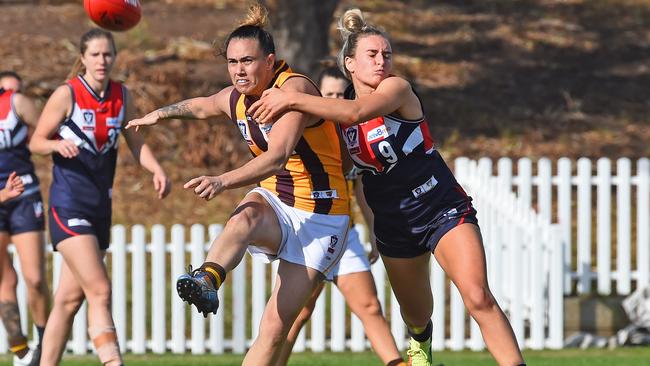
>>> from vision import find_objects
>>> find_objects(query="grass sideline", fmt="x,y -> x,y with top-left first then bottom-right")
3,348 -> 649,365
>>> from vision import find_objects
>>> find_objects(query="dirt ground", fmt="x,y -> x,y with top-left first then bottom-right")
1,0 -> 648,226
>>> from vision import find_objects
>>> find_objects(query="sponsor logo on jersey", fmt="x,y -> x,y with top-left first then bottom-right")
237,120 -> 249,138
33,201 -> 43,218
310,189 -> 338,199
367,125 -> 388,142
19,174 -> 33,185
106,117 -> 120,127
68,218 -> 92,227
327,234 -> 339,254
412,174 -> 438,198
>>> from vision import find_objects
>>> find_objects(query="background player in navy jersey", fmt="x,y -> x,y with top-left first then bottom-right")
249,9 -> 526,366
276,65 -> 404,366
126,5 -> 351,365
0,70 -> 49,366
30,28 -> 170,366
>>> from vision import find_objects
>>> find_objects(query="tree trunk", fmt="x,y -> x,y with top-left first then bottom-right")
262,0 -> 340,78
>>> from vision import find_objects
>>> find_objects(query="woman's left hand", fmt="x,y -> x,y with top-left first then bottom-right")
248,87 -> 290,124
367,232 -> 379,264
152,171 -> 171,199
184,175 -> 225,201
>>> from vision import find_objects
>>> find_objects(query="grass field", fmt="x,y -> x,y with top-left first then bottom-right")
3,348 -> 649,365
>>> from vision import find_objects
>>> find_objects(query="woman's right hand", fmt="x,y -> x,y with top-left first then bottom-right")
55,139 -> 80,158
125,110 -> 160,131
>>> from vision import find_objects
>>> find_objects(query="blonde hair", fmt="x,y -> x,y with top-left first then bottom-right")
240,2 -> 269,27
337,8 -> 387,78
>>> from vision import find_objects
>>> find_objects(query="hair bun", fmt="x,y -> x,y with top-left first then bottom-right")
338,8 -> 366,40
240,2 -> 269,28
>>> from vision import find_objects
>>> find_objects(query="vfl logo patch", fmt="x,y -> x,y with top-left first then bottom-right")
83,111 -> 94,125
327,235 -> 339,254
367,125 -> 388,142
311,189 -> 338,199
345,126 -> 361,154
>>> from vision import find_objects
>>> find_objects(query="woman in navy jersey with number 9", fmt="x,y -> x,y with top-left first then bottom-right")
30,28 -> 170,366
249,9 -> 525,366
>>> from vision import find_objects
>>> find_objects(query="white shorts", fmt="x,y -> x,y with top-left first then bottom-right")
326,226 -> 371,281
246,187 -> 350,276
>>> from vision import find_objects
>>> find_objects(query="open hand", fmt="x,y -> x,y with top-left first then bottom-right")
184,175 -> 225,201
125,110 -> 160,131
248,87 -> 290,124
1,172 -> 24,202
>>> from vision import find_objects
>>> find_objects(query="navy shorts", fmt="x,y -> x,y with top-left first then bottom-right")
376,198 -> 479,258
0,193 -> 45,235
48,206 -> 111,250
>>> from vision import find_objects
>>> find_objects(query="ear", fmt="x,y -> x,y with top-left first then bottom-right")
344,56 -> 354,75
266,53 -> 276,69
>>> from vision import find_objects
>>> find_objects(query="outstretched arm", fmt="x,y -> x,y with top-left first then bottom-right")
122,91 -> 171,199
185,78 -> 319,201
248,76 -> 417,125
125,86 -> 234,130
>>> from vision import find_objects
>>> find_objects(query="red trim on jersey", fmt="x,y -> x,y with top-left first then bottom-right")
420,119 -> 435,151
51,207 -> 80,237
0,90 -> 13,119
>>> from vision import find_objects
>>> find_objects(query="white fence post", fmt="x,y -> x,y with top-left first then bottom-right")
131,225 -> 147,354
170,224 -> 186,354
150,224 -> 166,353
597,158 -> 612,295
557,158 -> 573,294
616,158 -> 632,294
208,224 -> 224,354
232,255 -> 247,353
637,158 -> 650,287
111,225 -> 127,352
190,224 -> 206,355
330,285 -> 346,351
576,158 -> 592,294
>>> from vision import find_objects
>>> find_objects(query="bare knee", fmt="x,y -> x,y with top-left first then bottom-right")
259,315 -> 291,347
85,280 -> 112,306
227,202 -> 264,231
352,298 -> 384,320
23,271 -> 48,294
463,285 -> 496,314
55,292 -> 84,315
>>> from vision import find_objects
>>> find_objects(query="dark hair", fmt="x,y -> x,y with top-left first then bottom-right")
337,9 -> 388,78
0,71 -> 22,83
317,66 -> 347,86
218,3 -> 275,58
67,28 -> 117,80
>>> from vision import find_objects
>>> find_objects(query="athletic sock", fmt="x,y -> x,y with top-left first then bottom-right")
36,325 -> 46,347
408,320 -> 433,342
0,301 -> 29,358
89,326 -> 123,366
200,262 -> 226,289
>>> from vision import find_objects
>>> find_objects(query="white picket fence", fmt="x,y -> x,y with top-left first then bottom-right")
476,157 -> 649,296
6,155 -> 646,354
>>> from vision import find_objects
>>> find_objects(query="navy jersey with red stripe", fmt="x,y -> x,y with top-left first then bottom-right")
49,76 -> 126,216
341,83 -> 469,246
0,88 -> 39,195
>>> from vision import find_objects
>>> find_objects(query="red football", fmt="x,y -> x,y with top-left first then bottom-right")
84,0 -> 142,32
